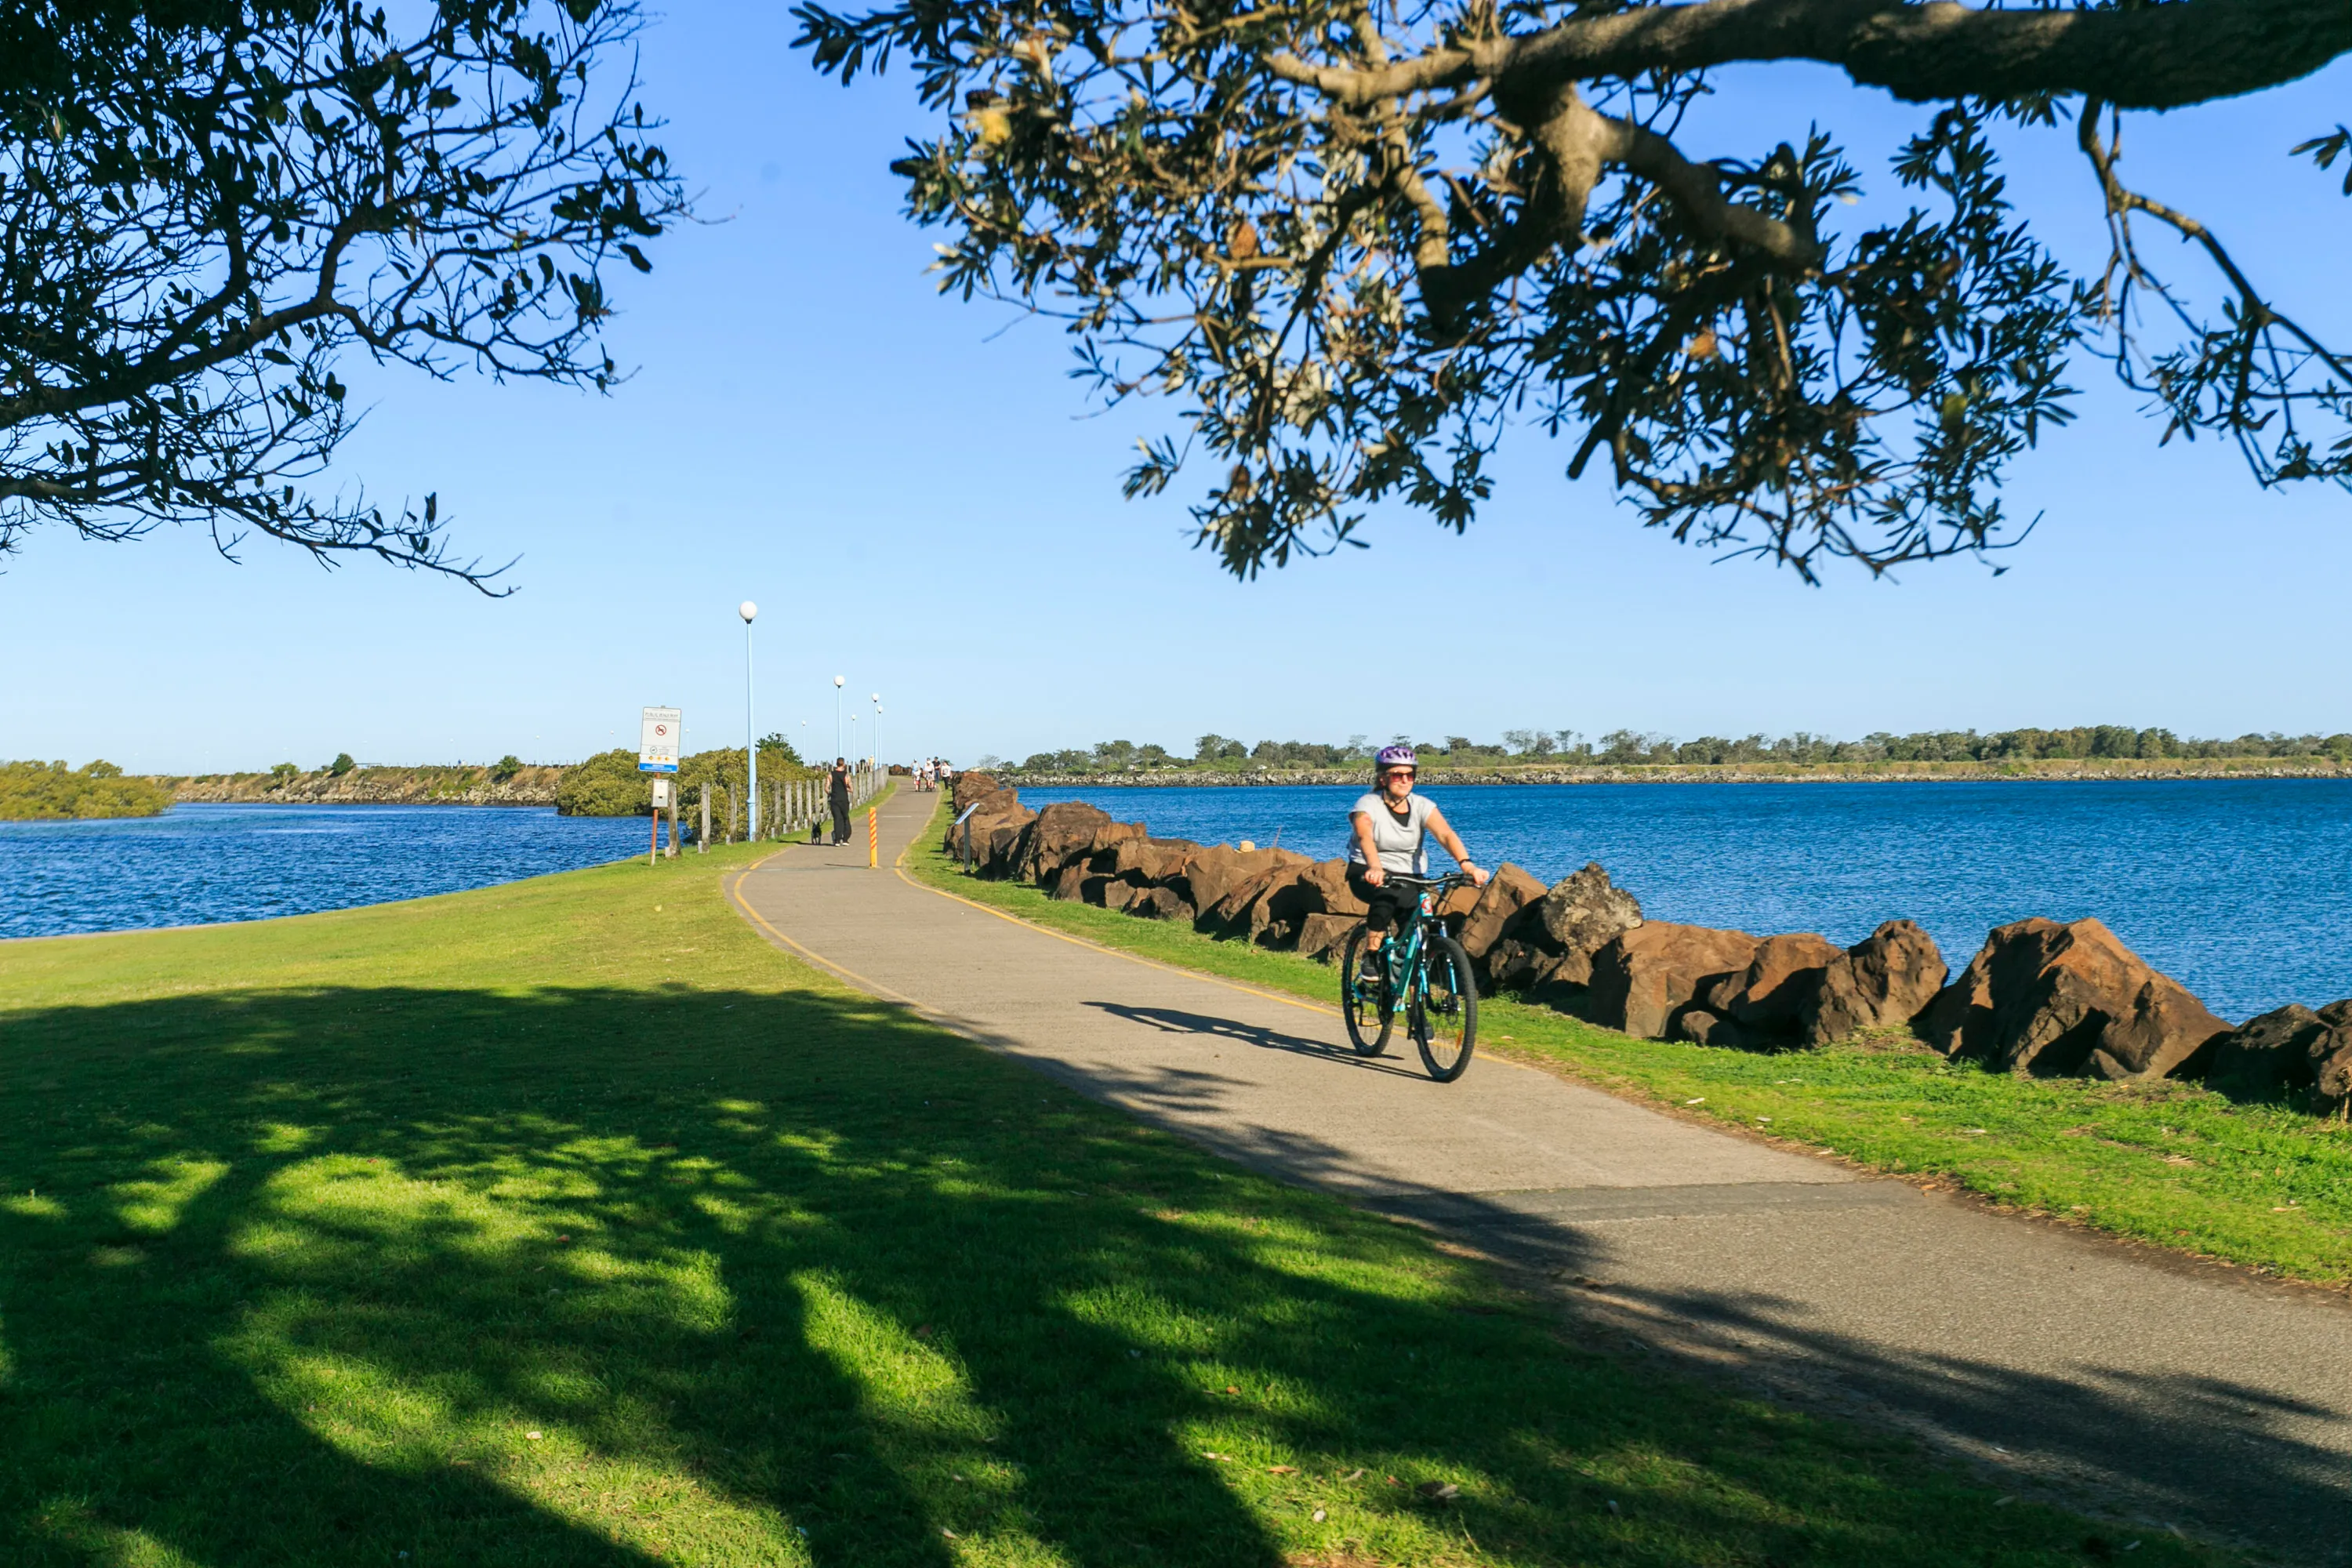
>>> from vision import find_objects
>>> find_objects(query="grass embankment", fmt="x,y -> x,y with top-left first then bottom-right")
906,830 -> 2352,1290
0,844 -> 2238,1565
0,760 -> 173,820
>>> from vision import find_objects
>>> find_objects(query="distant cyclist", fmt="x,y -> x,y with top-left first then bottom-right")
1348,746 -> 1487,961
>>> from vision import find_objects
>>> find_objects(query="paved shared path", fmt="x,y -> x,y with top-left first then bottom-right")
734,788 -> 2349,1563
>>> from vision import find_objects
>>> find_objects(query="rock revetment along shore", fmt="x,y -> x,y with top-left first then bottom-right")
944,774 -> 2352,1120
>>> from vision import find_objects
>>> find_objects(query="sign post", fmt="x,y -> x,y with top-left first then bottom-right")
640,706 -> 680,869
649,776 -> 673,865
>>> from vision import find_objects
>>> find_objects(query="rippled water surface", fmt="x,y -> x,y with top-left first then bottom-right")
1,805 -> 651,942
1021,780 -> 2352,1021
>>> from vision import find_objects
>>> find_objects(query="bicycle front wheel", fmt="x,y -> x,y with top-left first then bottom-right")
1338,925 -> 1394,1057
1411,934 -> 1478,1082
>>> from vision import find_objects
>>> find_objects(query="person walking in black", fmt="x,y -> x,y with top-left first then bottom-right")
828,757 -> 853,845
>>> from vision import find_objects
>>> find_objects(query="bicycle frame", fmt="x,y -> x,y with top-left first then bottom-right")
1380,873 -> 1472,1009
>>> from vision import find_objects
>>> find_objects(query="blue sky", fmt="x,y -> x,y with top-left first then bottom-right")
4,7 -> 2347,773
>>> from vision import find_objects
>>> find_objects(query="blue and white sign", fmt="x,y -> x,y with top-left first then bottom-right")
638,707 -> 681,774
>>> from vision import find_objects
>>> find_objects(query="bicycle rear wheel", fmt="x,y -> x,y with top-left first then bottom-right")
1338,925 -> 1393,1056
1411,934 -> 1478,1082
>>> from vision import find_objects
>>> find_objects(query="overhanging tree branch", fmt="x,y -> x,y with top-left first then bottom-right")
0,1 -> 688,590
797,0 -> 2351,581
2077,99 -> 2352,487
1270,0 -> 2352,111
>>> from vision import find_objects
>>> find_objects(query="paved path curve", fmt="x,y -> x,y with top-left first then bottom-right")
733,787 -> 2350,1563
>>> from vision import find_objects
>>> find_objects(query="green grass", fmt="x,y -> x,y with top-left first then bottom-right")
906,822 -> 2352,1290
0,837 -> 2252,1567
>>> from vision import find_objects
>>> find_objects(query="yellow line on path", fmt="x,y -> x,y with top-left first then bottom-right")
724,851 -> 924,1008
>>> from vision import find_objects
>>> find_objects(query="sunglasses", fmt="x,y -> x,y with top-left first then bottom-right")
1382,768 -> 1417,780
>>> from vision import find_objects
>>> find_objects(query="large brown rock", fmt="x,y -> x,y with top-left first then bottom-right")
1484,936 -> 1548,990
982,823 -> 1028,877
2316,1002 -> 2352,1114
1546,945 -> 1612,989
1240,868 -> 1319,946
1180,845 -> 1310,927
1090,818 -> 1145,866
1675,1008 -> 1755,1048
1584,923 -> 1762,1040
1524,952 -> 1599,1012
1296,912 -> 1359,964
1106,836 -> 1201,884
1456,863 -> 1547,960
1534,863 -> 1644,962
1125,886 -> 1196,923
2203,1004 -> 2325,1096
1915,917 -> 2231,1080
1702,932 -> 1845,1033
950,771 -> 1001,812
1799,920 -> 1949,1044
2205,1000 -> 2352,1105
946,787 -> 1029,860
1294,858 -> 1370,918
1014,801 -> 1138,885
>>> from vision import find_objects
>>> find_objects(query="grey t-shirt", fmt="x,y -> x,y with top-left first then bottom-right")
1348,791 -> 1435,875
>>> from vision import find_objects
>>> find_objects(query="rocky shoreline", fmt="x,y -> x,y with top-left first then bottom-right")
999,758 -> 2352,788
946,774 -> 2351,1118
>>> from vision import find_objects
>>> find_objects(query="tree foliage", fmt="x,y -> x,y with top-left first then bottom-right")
0,758 -> 174,818
0,1 -> 685,586
554,746 -> 824,817
993,724 -> 2352,772
795,0 -> 2352,581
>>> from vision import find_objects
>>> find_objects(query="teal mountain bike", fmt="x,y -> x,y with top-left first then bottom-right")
1339,871 -> 1479,1082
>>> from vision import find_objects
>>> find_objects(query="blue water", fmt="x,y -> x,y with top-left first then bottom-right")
1021,781 -> 2352,1022
0,804 -> 652,943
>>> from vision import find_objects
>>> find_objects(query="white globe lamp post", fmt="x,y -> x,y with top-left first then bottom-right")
740,601 -> 758,839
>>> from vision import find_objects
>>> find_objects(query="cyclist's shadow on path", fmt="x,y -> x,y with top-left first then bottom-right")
1080,1001 -> 1426,1082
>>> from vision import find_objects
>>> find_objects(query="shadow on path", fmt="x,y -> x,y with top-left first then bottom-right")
1408,1188 -> 2350,1563
1082,1000 -> 1425,1080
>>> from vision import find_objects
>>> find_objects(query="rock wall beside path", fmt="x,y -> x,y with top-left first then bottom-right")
942,787 -> 2350,1118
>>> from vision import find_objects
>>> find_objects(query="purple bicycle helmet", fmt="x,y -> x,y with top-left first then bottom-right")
1374,744 -> 1417,771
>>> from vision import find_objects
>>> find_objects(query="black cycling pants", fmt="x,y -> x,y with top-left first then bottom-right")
1347,868 -> 1418,934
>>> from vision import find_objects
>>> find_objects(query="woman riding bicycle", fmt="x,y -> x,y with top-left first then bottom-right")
1348,746 -> 1488,960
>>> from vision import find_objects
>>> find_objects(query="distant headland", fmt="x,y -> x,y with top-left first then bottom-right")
2,742 -> 831,820
985,724 -> 2352,786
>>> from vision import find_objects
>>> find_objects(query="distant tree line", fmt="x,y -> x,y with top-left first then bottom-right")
0,760 -> 172,820
984,727 -> 2352,775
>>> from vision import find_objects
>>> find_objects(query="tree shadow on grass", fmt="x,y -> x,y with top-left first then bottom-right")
0,980 -> 2236,1566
